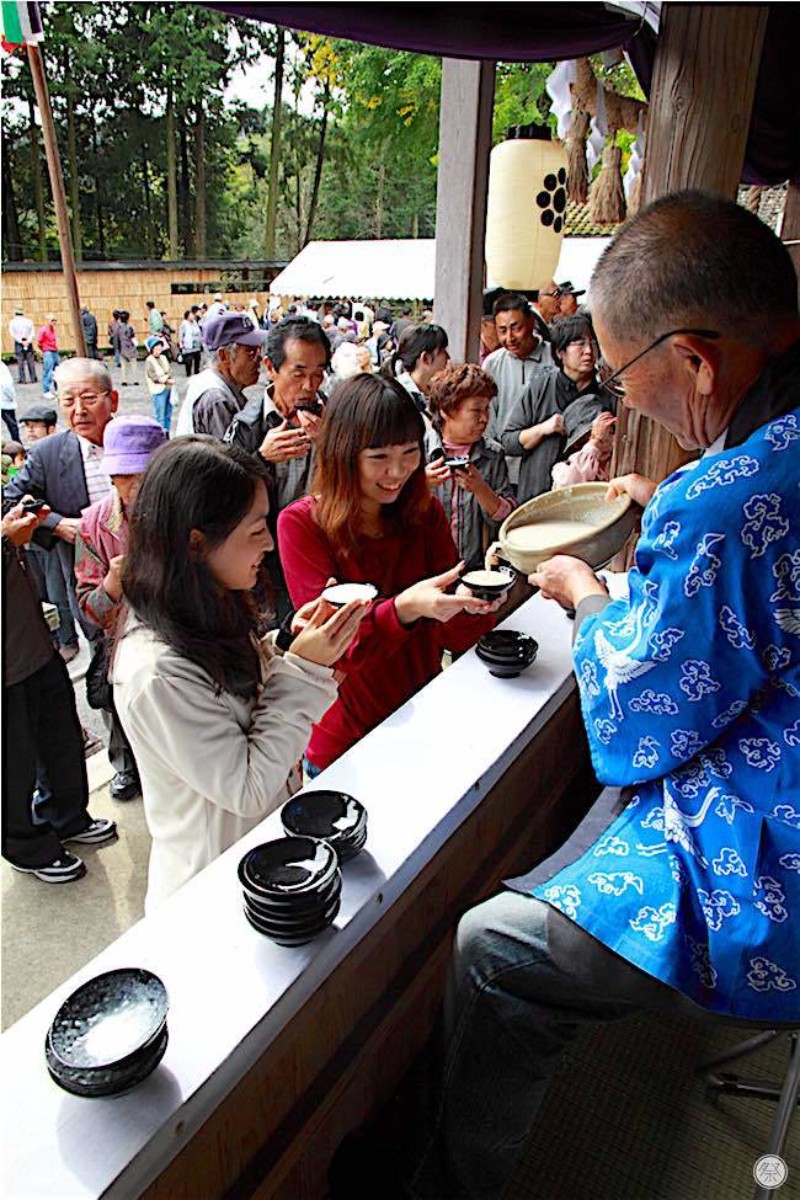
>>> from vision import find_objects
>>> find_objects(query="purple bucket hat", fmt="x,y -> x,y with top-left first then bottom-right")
103,416 -> 168,476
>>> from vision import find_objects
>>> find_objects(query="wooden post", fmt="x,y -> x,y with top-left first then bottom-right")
26,42 -> 86,356
612,4 -> 769,486
434,60 -> 495,361
782,182 -> 800,304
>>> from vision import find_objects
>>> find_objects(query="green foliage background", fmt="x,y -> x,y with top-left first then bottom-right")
1,3 -> 643,263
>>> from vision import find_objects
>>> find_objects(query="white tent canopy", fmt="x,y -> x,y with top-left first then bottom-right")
270,236 -> 611,304
270,240 -> 436,301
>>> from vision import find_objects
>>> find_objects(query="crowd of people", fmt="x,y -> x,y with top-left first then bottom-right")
2,191 -> 798,1198
2,277 -> 610,895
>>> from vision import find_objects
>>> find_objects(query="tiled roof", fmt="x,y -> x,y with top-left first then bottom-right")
565,185 -> 788,238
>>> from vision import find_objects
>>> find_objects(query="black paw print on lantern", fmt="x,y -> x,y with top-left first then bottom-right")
536,168 -> 567,234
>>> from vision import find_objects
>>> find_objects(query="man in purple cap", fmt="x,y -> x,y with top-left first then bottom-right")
175,311 -> 268,439
75,415 -> 168,802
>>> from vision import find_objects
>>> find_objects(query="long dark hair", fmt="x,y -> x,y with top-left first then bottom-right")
120,437 -> 269,697
312,374 -> 429,561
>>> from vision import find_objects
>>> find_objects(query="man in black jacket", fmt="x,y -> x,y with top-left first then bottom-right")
2,499 -> 116,883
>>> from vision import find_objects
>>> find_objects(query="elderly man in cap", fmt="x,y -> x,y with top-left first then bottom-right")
9,307 -> 37,385
16,403 -> 79,661
555,280 -> 587,317
174,310 -> 268,439
394,190 -> 800,1200
225,314 -> 330,621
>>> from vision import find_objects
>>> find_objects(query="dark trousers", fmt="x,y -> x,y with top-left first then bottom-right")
2,654 -> 90,867
26,543 -> 78,649
2,409 -> 20,441
183,350 -> 201,377
13,342 -> 37,384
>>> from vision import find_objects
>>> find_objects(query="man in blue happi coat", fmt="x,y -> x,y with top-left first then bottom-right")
406,192 -> 800,1200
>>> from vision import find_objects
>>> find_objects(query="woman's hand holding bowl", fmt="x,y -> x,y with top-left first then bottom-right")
395,562 -> 499,626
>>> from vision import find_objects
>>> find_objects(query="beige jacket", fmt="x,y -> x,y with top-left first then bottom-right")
112,623 -> 337,914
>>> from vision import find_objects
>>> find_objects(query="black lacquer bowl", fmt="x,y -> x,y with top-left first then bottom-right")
281,791 -> 368,863
238,836 -> 343,946
46,967 -> 169,1096
475,629 -> 539,679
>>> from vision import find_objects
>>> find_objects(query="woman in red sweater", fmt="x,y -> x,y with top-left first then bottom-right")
278,374 -> 498,771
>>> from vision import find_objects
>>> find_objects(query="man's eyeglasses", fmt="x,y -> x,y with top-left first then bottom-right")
59,390 -> 111,406
598,328 -> 720,400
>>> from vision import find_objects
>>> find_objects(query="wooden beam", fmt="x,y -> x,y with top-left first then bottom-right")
433,60 -> 495,361
26,43 -> 86,357
781,182 -> 800,305
612,4 -> 769,488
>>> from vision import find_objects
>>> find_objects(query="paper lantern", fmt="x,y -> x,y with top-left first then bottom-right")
485,124 -> 568,291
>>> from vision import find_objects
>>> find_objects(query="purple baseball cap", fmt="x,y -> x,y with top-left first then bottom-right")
103,416 -> 168,476
202,311 -> 268,351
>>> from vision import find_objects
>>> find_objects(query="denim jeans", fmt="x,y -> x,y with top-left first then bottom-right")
151,388 -> 172,434
42,350 -> 60,396
407,891 -> 705,1199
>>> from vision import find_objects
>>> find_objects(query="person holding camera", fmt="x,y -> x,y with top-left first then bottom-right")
225,316 -> 331,621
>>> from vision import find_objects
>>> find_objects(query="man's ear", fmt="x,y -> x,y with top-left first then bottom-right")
264,356 -> 279,383
108,389 -> 120,415
670,333 -> 719,397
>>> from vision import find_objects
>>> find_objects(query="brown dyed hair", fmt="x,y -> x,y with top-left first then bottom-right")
312,374 -> 429,561
427,363 -> 497,433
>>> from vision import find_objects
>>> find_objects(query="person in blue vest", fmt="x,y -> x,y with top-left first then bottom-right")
400,191 -> 800,1199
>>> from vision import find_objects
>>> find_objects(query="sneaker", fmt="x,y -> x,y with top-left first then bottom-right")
10,851 -> 86,883
110,771 -> 142,802
58,643 -> 80,664
63,817 -> 118,846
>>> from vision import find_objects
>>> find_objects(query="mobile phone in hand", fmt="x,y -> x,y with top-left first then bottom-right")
21,498 -> 46,514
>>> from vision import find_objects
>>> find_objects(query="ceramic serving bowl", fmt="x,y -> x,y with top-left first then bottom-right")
475,630 -> 539,679
498,483 -> 639,574
281,791 -> 368,863
459,566 -> 516,602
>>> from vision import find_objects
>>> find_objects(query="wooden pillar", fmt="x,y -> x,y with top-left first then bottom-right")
433,59 -> 495,361
612,3 -> 769,486
782,182 -> 800,305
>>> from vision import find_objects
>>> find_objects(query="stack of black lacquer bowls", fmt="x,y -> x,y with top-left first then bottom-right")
238,835 -> 343,946
281,790 -> 368,863
45,967 -> 169,1097
475,629 -> 539,678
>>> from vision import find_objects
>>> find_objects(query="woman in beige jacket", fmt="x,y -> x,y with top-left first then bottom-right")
112,438 -> 366,913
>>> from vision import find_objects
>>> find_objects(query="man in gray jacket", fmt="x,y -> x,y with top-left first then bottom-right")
174,312 -> 268,439
483,293 -> 553,487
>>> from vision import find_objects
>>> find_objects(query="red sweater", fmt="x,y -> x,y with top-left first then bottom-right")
278,495 -> 496,769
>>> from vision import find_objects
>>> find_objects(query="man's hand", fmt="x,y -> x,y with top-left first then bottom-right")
295,406 -> 324,441
54,516 -> 81,544
104,554 -> 125,602
606,473 -> 656,509
518,412 -> 566,452
2,499 -> 51,547
259,419 -> 311,463
542,412 -> 566,437
528,554 -> 607,610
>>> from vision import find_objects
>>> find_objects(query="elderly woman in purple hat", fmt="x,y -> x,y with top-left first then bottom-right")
74,416 -> 168,801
